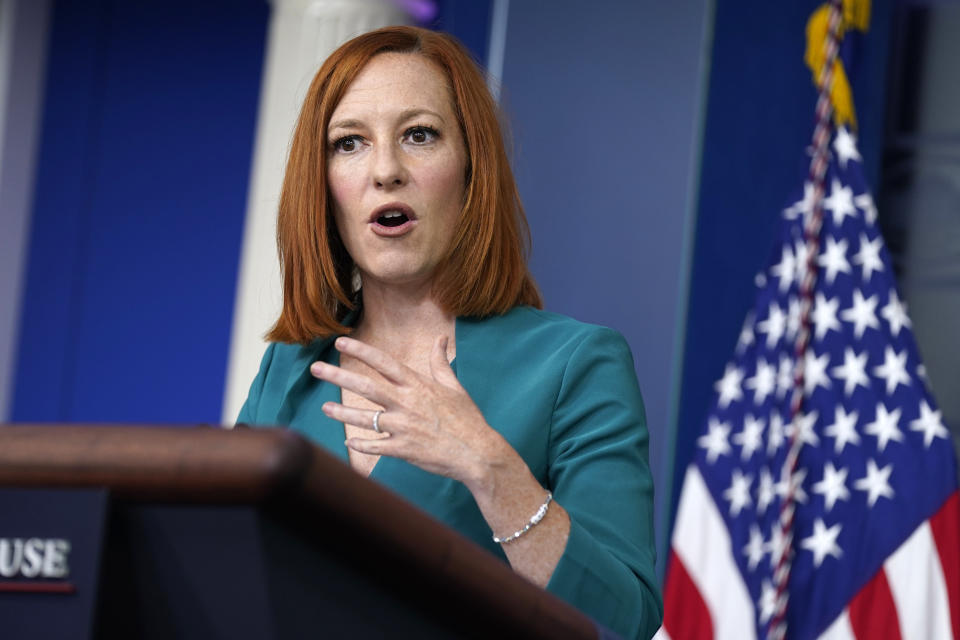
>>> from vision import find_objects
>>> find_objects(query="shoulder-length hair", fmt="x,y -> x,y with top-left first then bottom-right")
267,25 -> 542,344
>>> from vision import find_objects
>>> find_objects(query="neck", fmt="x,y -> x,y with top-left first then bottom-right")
353,278 -> 455,363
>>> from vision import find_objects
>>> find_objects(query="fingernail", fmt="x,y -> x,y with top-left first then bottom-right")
310,362 -> 324,376
335,337 -> 347,349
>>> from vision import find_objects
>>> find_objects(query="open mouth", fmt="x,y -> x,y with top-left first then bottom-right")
369,203 -> 416,236
377,211 -> 410,227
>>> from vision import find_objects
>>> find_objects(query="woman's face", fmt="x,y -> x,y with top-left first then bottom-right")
327,53 -> 468,292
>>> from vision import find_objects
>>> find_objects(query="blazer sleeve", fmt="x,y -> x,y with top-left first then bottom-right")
236,342 -> 277,425
545,327 -> 663,640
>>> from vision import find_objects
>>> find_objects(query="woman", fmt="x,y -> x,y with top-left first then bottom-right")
238,25 -> 662,640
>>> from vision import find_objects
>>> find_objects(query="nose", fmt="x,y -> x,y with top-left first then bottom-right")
372,143 -> 407,189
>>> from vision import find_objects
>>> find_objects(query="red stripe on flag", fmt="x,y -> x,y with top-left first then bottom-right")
930,491 -> 960,640
662,549 -> 714,640
848,568 -> 902,640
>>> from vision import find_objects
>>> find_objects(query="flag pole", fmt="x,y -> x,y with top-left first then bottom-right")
770,0 -> 844,637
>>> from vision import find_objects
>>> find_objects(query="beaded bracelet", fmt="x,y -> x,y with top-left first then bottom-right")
492,492 -> 553,544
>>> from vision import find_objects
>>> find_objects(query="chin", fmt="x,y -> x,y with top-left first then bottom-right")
361,264 -> 436,288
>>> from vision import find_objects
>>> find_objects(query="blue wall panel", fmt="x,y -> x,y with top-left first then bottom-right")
13,0 -> 268,422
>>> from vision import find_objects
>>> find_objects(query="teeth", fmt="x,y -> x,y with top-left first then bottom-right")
382,211 -> 404,218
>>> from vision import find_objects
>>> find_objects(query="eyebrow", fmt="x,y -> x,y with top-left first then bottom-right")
329,108 -> 446,132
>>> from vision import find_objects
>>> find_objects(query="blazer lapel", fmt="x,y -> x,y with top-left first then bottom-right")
277,307 -> 361,452
276,336 -> 334,425
453,314 -> 499,416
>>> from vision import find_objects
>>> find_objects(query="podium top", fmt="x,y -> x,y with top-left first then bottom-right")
0,424 -> 598,640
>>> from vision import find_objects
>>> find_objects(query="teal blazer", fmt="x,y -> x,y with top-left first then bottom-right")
238,306 -> 663,639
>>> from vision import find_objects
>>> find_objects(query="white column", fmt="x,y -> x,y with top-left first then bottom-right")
222,0 -> 409,424
0,0 -> 52,420
486,0 -> 509,102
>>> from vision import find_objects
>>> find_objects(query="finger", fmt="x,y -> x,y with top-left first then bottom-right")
429,335 -> 460,388
334,337 -> 410,384
310,361 -> 395,408
321,402 -> 387,432
346,435 -> 398,455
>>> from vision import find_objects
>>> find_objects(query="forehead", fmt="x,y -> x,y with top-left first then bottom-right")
331,53 -> 455,120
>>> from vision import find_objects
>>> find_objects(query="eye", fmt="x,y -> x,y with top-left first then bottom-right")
331,134 -> 363,154
404,125 -> 439,145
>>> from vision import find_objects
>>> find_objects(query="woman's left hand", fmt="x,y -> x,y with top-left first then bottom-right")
314,334 -> 570,588
310,335 -> 508,488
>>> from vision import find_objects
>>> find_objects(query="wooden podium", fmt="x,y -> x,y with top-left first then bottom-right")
0,425 -> 598,639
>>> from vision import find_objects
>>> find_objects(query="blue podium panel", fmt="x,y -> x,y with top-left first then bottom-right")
0,489 -> 108,640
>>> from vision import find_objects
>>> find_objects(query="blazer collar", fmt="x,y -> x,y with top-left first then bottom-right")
276,307 -> 486,425
276,307 -> 359,425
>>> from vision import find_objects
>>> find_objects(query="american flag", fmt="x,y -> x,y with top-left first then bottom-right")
658,125 -> 960,640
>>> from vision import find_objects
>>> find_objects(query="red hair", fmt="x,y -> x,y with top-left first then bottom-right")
268,26 -> 542,344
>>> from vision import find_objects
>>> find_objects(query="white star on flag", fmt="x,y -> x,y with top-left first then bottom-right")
698,417 -> 732,463
757,467 -> 776,515
801,518 -> 843,567
766,524 -> 790,571
767,412 -> 785,456
758,579 -> 777,624
881,289 -> 911,337
831,347 -> 870,396
804,350 -> 832,396
852,233 -> 883,281
812,462 -> 850,512
854,191 -> 877,225
770,246 -> 796,293
812,293 -> 842,341
833,126 -> 862,169
841,289 -> 880,339
910,400 -> 949,448
745,358 -> 777,405
714,364 -> 744,409
787,410 -> 820,448
854,458 -> 895,507
873,346 -> 910,396
823,405 -> 860,454
823,178 -> 857,226
783,181 -> 816,221
758,303 -> 787,349
776,355 -> 794,398
818,236 -> 852,284
864,403 -> 904,452
743,524 -> 766,570
733,414 -> 765,460
724,469 -> 753,516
